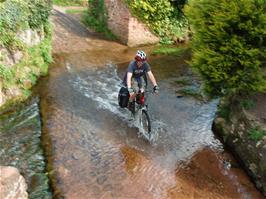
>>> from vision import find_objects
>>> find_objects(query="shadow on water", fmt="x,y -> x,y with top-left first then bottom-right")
33,50 -> 264,199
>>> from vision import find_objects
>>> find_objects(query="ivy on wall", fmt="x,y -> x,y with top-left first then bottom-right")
0,0 -> 51,49
125,0 -> 188,44
0,0 -> 52,105
82,0 -> 115,39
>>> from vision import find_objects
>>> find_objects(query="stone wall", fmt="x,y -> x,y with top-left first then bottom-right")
17,28 -> 45,47
0,46 -> 23,67
0,28 -> 44,107
0,166 -> 28,199
104,0 -> 159,47
212,106 -> 266,196
0,28 -> 44,67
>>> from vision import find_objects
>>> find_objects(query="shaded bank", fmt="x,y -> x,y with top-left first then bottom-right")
213,94 -> 266,196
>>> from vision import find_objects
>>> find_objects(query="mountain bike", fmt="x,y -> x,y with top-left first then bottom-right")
128,91 -> 151,137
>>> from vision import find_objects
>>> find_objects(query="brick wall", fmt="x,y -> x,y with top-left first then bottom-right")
104,0 -> 159,47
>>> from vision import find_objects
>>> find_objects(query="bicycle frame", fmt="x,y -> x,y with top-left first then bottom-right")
129,91 -> 152,136
132,91 -> 148,115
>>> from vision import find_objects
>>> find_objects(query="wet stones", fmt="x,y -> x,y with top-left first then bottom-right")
212,107 -> 266,196
0,166 -> 28,199
249,163 -> 257,174
97,175 -> 107,185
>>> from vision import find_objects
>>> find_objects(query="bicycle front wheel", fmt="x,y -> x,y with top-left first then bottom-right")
140,109 -> 151,135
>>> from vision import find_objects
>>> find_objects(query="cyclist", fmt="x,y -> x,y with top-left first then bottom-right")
123,50 -> 159,111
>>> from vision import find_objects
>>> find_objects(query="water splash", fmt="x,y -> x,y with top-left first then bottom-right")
68,63 -> 167,142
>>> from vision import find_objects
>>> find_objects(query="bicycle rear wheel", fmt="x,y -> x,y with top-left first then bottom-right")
140,109 -> 151,135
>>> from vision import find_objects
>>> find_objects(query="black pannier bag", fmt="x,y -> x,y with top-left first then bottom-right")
118,87 -> 129,108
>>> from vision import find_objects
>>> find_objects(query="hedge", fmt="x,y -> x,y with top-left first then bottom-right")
185,0 -> 266,96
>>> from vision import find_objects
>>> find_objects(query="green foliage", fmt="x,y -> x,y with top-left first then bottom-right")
0,0 -> 27,48
0,32 -> 24,49
0,0 -> 52,108
0,64 -> 14,82
0,0 -> 51,31
0,0 -> 29,31
53,0 -> 86,6
43,19 -> 52,36
185,0 -> 266,97
171,0 -> 188,10
13,35 -> 52,92
178,87 -> 203,100
151,46 -> 186,56
0,0 -> 51,49
28,0 -> 51,29
40,22 -> 53,67
248,127 -> 266,141
66,9 -> 86,14
175,78 -> 191,86
217,104 -> 231,121
86,0 -> 106,25
40,41 -> 52,68
240,99 -> 255,110
83,0 -> 116,39
125,0 -> 188,43
1,29 -> 52,99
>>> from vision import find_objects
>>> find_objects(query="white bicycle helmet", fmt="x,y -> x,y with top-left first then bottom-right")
135,50 -> 147,61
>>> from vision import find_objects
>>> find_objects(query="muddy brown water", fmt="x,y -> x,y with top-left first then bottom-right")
0,7 -> 264,199
11,7 -> 261,199
34,47 -> 264,199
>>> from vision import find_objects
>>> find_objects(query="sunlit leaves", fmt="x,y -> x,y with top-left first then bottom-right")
125,0 -> 188,43
185,0 -> 266,96
0,0 -> 51,48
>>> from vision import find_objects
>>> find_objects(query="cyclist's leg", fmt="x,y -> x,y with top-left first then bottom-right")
139,76 -> 146,93
128,79 -> 138,112
130,79 -> 139,101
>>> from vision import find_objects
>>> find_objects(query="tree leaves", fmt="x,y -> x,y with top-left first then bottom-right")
185,0 -> 266,96
126,0 -> 188,43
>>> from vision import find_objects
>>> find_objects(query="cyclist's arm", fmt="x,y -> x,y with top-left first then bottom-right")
127,72 -> 133,89
147,71 -> 158,87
